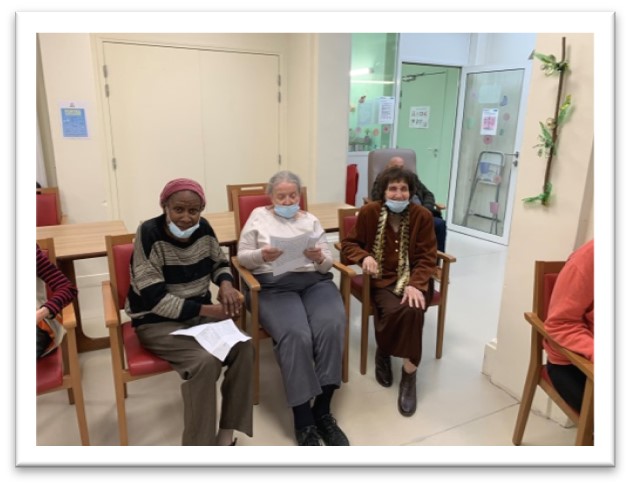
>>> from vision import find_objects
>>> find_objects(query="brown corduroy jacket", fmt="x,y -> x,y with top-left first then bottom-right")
340,202 -> 437,292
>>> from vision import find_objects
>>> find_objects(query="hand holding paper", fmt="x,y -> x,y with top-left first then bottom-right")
269,231 -> 325,275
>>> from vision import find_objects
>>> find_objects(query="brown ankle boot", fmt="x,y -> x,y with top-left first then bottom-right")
375,348 -> 393,387
398,367 -> 417,417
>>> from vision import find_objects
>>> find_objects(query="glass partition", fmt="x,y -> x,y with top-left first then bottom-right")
348,33 -> 399,152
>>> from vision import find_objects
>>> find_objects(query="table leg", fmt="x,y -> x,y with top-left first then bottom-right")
58,260 -> 110,353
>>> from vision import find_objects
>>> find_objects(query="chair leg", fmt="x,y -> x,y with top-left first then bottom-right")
341,282 -> 350,383
66,331 -> 90,446
512,363 -> 540,445
576,380 -> 594,446
435,300 -> 446,359
114,371 -> 129,446
360,305 -> 370,375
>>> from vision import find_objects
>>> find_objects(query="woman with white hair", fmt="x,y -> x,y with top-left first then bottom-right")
237,170 -> 349,446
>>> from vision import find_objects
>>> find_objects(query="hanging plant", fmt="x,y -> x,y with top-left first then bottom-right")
523,37 -> 573,206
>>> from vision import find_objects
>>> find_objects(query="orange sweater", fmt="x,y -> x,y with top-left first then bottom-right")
543,240 -> 594,365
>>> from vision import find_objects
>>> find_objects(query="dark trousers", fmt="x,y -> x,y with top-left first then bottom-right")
433,217 -> 447,253
546,362 -> 587,413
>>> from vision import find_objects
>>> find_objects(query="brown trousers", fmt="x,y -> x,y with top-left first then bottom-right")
372,285 -> 427,366
136,318 -> 253,445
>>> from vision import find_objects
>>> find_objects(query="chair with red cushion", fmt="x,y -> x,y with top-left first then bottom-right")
230,187 -> 354,404
36,187 -> 65,226
103,233 -> 245,445
102,233 -> 173,445
345,164 -> 359,206
37,238 -> 89,445
512,260 -> 594,446
335,207 -> 456,375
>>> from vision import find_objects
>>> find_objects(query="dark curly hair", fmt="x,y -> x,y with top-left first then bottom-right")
373,166 -> 418,202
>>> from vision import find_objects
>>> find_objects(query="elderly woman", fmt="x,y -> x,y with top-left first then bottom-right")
341,166 -> 437,417
126,178 -> 253,446
237,170 -> 349,446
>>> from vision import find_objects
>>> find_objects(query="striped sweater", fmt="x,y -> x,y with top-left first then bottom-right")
126,214 -> 234,326
36,245 -> 78,317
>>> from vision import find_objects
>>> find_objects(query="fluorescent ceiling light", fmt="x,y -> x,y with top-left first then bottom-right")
350,67 -> 374,77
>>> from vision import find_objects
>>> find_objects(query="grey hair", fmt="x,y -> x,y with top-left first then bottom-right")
266,170 -> 302,195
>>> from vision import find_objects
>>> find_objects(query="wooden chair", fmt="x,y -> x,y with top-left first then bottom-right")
36,187 -> 67,226
364,148 -> 446,211
103,233 -> 246,445
36,237 -> 89,445
512,260 -> 594,446
335,207 -> 456,375
102,233 -> 174,445
230,187 -> 355,404
226,183 -> 268,211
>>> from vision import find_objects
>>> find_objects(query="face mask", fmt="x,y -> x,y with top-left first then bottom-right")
385,199 -> 409,214
274,203 -> 300,219
167,220 -> 199,239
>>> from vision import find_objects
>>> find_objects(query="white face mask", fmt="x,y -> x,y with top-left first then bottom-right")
167,220 -> 199,239
385,199 -> 409,214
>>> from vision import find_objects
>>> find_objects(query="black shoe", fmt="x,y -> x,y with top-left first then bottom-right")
398,367 -> 417,417
295,425 -> 323,446
315,414 -> 350,446
375,348 -> 393,387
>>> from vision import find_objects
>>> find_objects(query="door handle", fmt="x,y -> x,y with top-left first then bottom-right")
427,147 -> 438,158
505,151 -> 519,167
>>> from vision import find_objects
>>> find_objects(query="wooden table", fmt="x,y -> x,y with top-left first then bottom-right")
37,220 -> 129,353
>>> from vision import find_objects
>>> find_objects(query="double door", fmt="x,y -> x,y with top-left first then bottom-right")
101,41 -> 281,231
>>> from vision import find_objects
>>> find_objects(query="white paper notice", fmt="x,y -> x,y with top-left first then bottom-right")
480,108 -> 499,135
378,96 -> 395,124
270,231 -> 324,276
170,319 -> 251,361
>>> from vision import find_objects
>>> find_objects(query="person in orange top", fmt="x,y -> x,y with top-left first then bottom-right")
543,239 -> 594,412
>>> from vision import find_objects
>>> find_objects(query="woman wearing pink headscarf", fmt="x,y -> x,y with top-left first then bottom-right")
126,178 -> 253,446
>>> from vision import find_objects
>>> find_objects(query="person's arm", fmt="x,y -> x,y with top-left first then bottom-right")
415,176 -> 437,214
407,207 -> 437,294
304,217 -> 333,273
237,208 -> 273,270
36,245 -> 78,319
544,262 -> 594,362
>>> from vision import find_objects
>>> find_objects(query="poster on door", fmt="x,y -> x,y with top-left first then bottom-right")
409,106 -> 430,129
480,108 -> 499,136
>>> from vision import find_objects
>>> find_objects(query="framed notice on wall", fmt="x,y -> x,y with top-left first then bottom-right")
59,101 -> 89,138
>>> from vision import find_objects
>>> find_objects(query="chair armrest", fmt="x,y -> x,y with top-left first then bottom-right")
524,311 -> 594,380
60,214 -> 69,225
334,242 -> 342,252
102,281 -> 122,328
332,260 -> 357,278
231,256 -> 261,292
60,303 -> 76,330
437,250 -> 457,263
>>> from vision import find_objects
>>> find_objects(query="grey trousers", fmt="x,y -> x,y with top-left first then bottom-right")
135,317 -> 253,445
255,272 -> 345,407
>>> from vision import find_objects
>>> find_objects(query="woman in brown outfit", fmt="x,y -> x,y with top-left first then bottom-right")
341,166 -> 437,416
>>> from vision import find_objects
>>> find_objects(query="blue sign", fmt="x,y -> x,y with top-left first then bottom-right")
61,107 -> 88,137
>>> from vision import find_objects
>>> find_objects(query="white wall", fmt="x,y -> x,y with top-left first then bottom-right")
489,33 -> 595,421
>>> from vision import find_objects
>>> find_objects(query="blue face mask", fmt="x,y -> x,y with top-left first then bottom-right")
167,220 -> 200,239
274,203 -> 300,219
385,199 -> 409,214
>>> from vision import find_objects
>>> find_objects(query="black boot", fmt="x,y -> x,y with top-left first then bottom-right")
398,367 -> 417,417
375,348 -> 393,387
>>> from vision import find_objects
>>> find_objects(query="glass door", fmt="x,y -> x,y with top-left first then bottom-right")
447,65 -> 528,245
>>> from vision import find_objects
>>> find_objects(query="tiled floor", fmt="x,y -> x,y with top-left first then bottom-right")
36,231 -> 577,448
